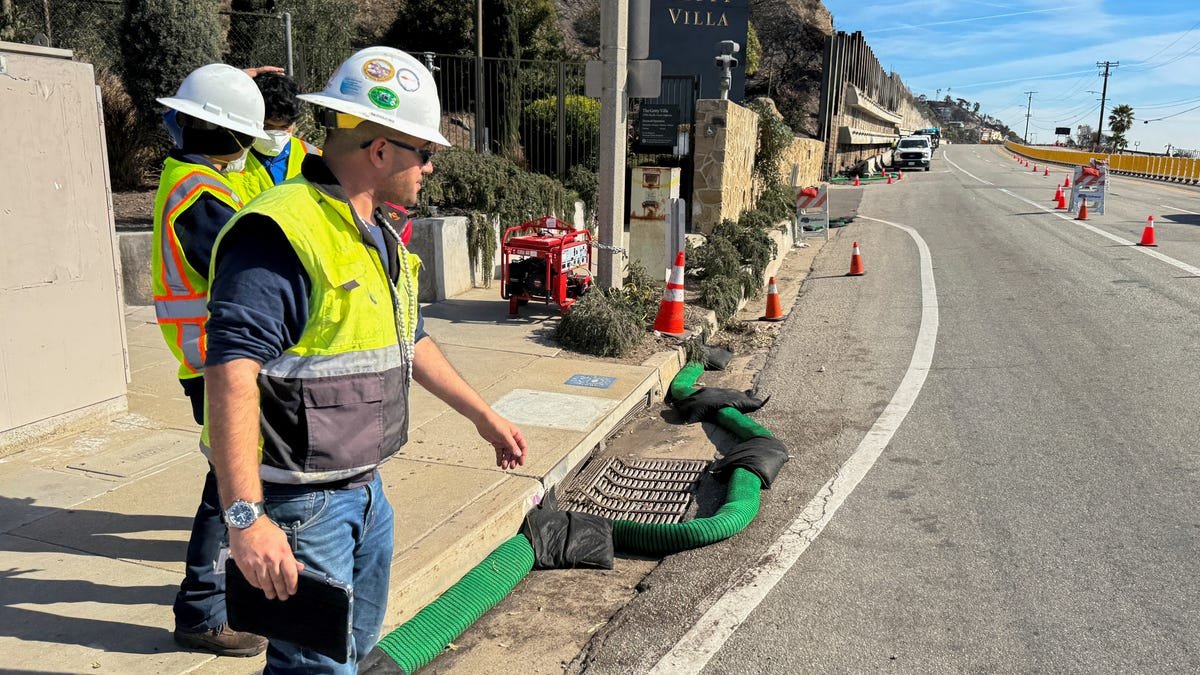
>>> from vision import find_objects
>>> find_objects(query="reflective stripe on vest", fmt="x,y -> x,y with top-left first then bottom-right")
202,176 -> 419,484
151,158 -> 242,378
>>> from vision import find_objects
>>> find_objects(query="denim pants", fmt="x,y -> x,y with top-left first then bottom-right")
261,472 -> 395,674
173,379 -> 227,631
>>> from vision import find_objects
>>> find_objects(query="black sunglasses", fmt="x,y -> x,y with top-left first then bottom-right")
361,137 -> 434,165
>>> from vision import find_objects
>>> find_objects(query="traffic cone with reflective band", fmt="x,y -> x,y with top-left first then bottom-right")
653,251 -> 687,336
847,242 -> 865,276
1076,199 -> 1089,221
1032,164 -> 1038,172
1054,186 -> 1063,202
898,169 -> 904,180
887,174 -> 893,185
1044,168 -> 1049,177
1056,190 -> 1067,210
760,277 -> 785,321
1137,216 -> 1157,247
1063,176 -> 1070,188
853,175 -> 860,186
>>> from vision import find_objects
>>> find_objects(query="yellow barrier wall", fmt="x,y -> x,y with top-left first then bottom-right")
1004,141 -> 1199,183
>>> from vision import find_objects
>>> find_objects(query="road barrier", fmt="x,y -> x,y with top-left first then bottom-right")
1005,141 -> 1200,184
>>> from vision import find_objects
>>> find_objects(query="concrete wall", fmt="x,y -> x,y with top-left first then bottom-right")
692,99 -> 758,234
0,43 -> 129,452
779,137 -> 826,188
408,216 -> 471,303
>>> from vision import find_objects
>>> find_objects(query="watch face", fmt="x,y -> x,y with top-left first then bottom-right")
227,501 -> 257,528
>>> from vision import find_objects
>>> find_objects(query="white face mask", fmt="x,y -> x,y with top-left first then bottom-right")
222,150 -> 248,174
254,130 -> 293,157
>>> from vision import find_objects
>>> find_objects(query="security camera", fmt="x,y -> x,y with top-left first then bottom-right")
714,55 -> 739,69
717,40 -> 740,56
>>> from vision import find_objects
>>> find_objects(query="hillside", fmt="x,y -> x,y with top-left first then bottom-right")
922,98 -> 1019,144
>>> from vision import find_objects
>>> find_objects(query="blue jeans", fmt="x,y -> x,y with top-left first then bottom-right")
174,379 -> 227,632
173,467 -> 226,630
261,473 -> 394,674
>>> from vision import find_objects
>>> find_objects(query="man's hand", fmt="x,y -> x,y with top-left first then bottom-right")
242,65 -> 286,78
474,411 -> 528,470
229,518 -> 304,601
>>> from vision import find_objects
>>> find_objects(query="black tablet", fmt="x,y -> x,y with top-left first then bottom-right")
226,560 -> 354,663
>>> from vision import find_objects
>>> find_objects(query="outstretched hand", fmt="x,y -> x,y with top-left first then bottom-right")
475,412 -> 527,470
242,65 -> 286,78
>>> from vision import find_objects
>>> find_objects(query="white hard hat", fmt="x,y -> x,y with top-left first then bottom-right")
157,64 -> 269,139
299,47 -> 449,146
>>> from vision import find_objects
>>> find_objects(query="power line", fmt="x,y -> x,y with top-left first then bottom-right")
1134,18 -> 1200,64
1143,103 -> 1200,123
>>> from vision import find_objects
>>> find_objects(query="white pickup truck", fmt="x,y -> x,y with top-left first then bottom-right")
895,136 -> 933,171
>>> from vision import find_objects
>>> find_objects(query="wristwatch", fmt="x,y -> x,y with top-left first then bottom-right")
224,499 -> 266,529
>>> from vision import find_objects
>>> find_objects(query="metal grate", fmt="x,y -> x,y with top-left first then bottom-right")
557,457 -> 709,524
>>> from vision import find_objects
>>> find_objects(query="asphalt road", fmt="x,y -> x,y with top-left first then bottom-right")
578,147 -> 1200,673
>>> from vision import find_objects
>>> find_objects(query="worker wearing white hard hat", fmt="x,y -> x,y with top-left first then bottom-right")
202,47 -> 527,672
151,63 -> 270,658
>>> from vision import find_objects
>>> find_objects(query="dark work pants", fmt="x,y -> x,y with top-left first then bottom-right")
172,377 -> 226,631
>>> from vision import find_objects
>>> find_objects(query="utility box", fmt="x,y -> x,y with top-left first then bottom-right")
628,166 -> 681,280
0,43 -> 128,453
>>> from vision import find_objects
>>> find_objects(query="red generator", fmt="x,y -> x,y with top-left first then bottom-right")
501,216 -> 593,316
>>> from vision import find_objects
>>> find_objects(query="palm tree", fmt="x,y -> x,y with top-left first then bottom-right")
1108,104 -> 1135,150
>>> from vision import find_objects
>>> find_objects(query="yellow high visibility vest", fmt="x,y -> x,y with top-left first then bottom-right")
151,156 -> 243,380
232,137 -> 319,202
202,175 -> 420,484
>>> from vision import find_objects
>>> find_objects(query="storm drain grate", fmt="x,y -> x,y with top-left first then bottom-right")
557,457 -> 709,524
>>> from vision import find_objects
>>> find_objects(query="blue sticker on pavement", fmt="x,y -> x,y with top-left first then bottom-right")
565,374 -> 616,389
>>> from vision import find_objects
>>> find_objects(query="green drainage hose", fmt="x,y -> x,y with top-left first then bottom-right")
367,362 -> 776,671
372,534 -> 535,674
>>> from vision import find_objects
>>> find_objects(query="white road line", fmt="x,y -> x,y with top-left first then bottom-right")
946,151 -> 1200,278
942,152 -> 994,185
649,216 -> 939,675
1161,204 -> 1200,215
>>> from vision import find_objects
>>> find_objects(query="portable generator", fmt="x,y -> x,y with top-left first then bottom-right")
501,216 -> 593,316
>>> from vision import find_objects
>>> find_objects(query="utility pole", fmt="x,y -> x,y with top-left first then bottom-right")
595,0 -> 628,289
1023,91 -> 1036,144
1094,60 -> 1118,150
474,0 -> 485,153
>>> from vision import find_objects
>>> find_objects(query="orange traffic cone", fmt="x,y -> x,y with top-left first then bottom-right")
847,242 -> 865,276
898,169 -> 904,180
853,175 -> 860,186
1063,177 -> 1070,188
1054,186 -> 1063,202
887,175 -> 893,185
1076,199 -> 1089,221
1056,191 -> 1067,210
1032,164 -> 1038,172
760,277 -> 785,321
1044,168 -> 1049,177
1137,216 -> 1157,247
653,251 -> 687,336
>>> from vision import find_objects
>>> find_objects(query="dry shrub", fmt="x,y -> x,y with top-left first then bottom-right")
98,70 -> 164,190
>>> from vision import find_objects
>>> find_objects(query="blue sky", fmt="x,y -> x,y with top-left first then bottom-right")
821,0 -> 1200,152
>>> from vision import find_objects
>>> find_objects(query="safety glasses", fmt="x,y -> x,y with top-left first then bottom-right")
361,137 -> 434,165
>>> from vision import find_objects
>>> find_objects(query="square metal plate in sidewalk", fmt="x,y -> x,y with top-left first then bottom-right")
556,457 -> 709,524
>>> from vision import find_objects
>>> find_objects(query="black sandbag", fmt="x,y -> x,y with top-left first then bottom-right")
671,387 -> 769,424
357,647 -> 408,674
520,509 -> 614,570
703,345 -> 735,371
709,435 -> 789,488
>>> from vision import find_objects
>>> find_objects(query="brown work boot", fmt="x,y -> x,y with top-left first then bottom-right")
173,623 -> 267,657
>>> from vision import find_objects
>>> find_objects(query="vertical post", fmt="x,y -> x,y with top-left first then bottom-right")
596,0 -> 629,290
557,62 -> 567,178
475,0 -> 486,153
41,0 -> 51,44
283,12 -> 294,79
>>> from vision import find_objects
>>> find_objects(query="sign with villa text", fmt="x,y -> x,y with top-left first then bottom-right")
648,0 -> 750,102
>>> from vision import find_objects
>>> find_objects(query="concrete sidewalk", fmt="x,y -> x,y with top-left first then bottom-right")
0,288 -> 684,674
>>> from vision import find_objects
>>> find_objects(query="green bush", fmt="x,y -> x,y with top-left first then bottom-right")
745,98 -> 795,191
699,275 -> 743,327
524,95 -> 601,175
121,0 -> 223,130
420,146 -> 576,225
756,183 -> 795,224
556,288 -> 645,357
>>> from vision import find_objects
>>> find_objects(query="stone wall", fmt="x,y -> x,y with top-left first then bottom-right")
692,99 -> 758,234
777,137 -> 826,188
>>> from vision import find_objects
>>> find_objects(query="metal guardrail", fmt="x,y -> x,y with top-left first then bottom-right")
1005,141 -> 1200,184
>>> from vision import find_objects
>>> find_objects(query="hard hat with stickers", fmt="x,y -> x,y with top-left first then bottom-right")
299,47 -> 449,146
